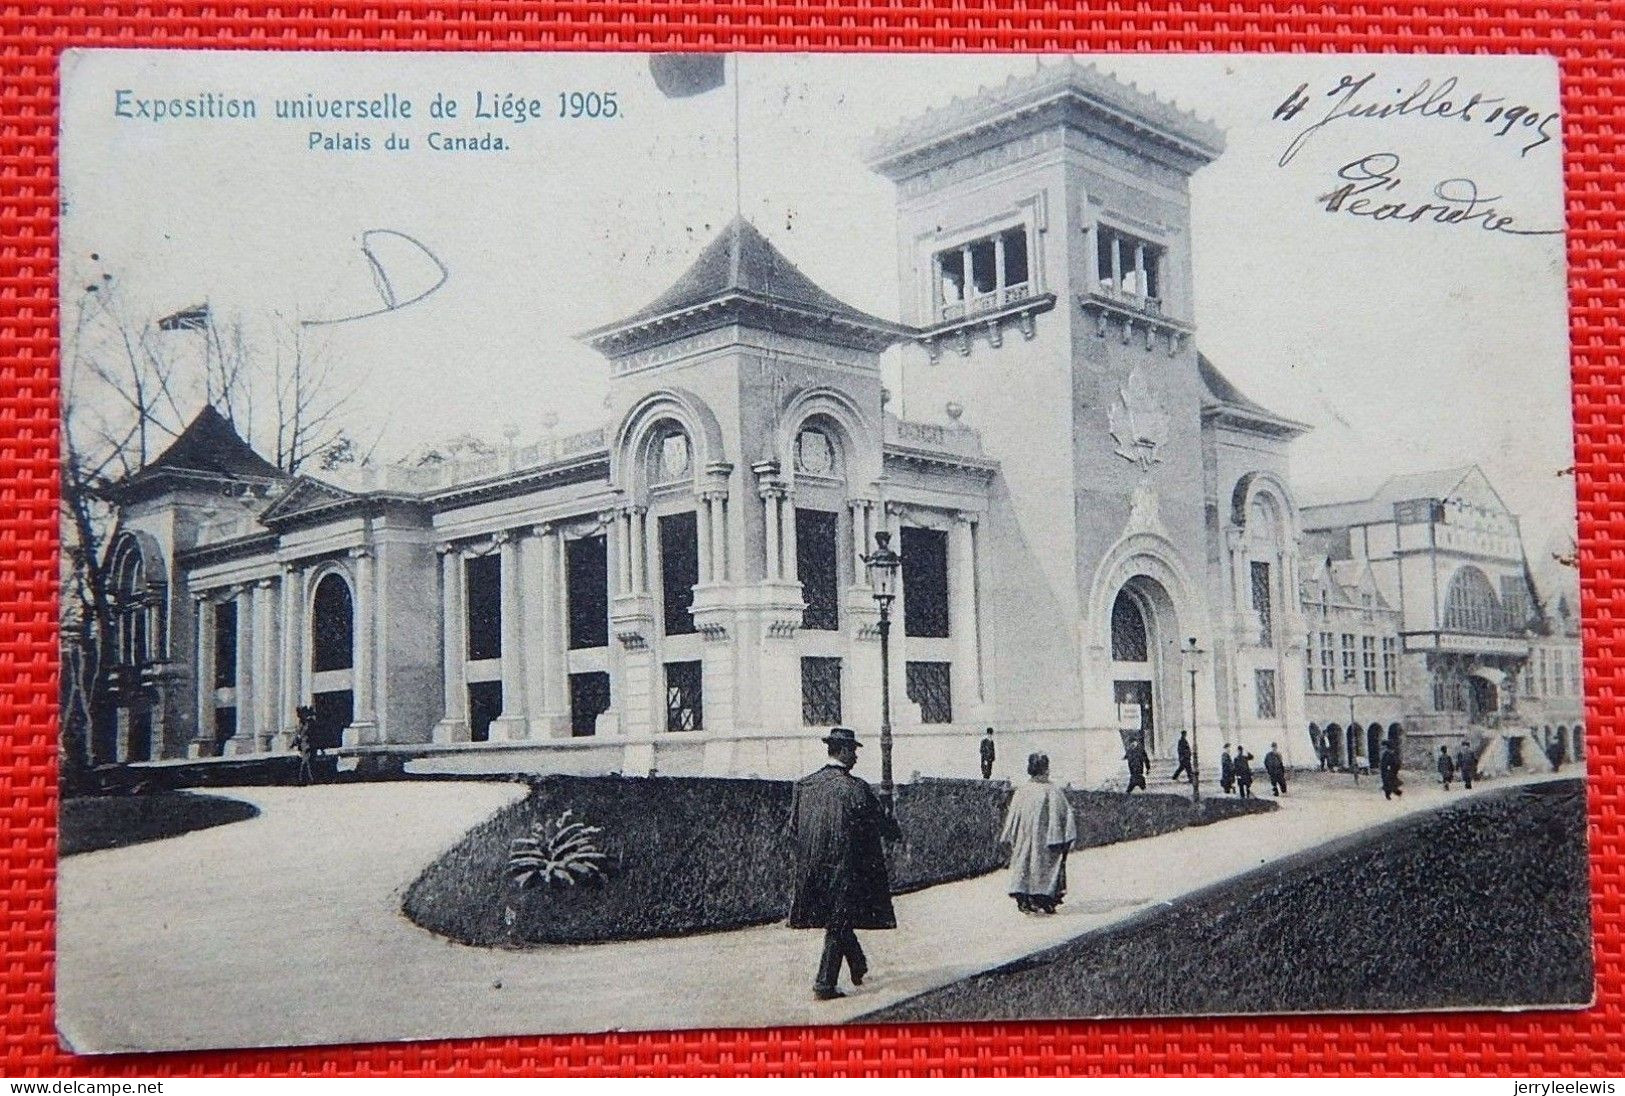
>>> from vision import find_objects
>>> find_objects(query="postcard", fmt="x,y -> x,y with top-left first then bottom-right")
56,49 -> 1587,1052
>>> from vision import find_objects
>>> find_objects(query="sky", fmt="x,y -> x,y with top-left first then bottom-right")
60,50 -> 1574,559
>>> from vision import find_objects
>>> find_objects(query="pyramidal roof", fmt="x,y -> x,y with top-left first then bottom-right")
145,405 -> 284,481
581,218 -> 908,356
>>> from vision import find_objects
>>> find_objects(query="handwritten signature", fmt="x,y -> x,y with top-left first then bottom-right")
1275,74 -> 1559,168
1316,153 -> 1560,237
303,229 -> 449,327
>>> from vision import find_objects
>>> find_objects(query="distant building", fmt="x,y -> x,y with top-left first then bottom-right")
92,63 -> 1319,785
1298,554 -> 1406,772
1301,466 -> 1583,774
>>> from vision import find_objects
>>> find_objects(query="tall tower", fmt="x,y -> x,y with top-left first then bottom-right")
867,62 -> 1233,775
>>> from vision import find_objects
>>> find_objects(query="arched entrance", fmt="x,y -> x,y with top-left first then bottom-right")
1467,675 -> 1499,723
1307,723 -> 1322,767
1325,723 -> 1343,768
1345,724 -> 1360,770
1110,578 -> 1180,756
1367,723 -> 1383,770
309,572 -> 355,751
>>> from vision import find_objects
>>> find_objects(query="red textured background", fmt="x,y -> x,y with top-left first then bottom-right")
2,1 -> 1618,1077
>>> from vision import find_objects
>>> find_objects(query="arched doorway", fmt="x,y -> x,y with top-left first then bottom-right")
1367,723 -> 1383,770
1345,724 -> 1360,770
1553,726 -> 1568,765
1325,723 -> 1343,768
1467,676 -> 1498,723
1307,723 -> 1322,767
1110,579 -> 1180,756
309,572 -> 355,751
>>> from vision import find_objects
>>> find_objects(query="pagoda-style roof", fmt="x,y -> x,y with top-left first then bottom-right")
580,218 -> 910,357
107,405 -> 287,501
1198,353 -> 1310,440
866,59 -> 1225,181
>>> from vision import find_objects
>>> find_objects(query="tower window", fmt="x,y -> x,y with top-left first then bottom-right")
465,553 -> 501,661
659,511 -> 699,636
1251,561 -> 1273,647
1095,225 -> 1163,305
933,225 -> 1031,320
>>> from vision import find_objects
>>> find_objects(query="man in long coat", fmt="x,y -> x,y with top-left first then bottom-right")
1437,745 -> 1456,790
1123,736 -> 1149,794
1000,752 -> 1078,914
1233,745 -> 1255,799
1456,739 -> 1476,790
1220,744 -> 1235,795
1171,731 -> 1193,783
979,728 -> 997,780
1263,742 -> 1287,796
1380,740 -> 1404,800
787,727 -> 901,1001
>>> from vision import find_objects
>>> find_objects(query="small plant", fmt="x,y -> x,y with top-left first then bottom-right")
506,808 -> 609,890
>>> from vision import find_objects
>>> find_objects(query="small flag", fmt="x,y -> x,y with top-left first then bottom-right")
649,54 -> 727,99
157,303 -> 210,331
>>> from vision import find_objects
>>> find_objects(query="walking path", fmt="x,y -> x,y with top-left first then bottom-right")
56,769 -> 1562,1053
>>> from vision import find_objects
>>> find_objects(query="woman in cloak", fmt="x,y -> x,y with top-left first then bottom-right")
1000,752 -> 1079,914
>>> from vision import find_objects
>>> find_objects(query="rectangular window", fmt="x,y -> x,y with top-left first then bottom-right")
1382,637 -> 1398,693
801,657 -> 842,726
1319,631 -> 1336,691
1095,225 -> 1163,304
1522,657 -> 1536,699
467,680 -> 502,743
906,661 -> 953,724
797,508 -> 840,631
1341,633 -> 1357,687
1305,634 -> 1315,692
568,671 -> 610,738
465,553 -> 502,661
1255,669 -> 1277,720
1362,636 -> 1378,693
1538,649 -> 1550,696
1251,561 -> 1273,646
902,526 -> 950,639
934,225 -> 1031,319
213,599 -> 238,689
659,511 -> 699,636
665,661 -> 703,732
567,534 -> 609,650
1567,650 -> 1581,696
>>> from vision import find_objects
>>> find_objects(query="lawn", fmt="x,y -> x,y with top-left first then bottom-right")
863,778 -> 1593,1022
59,791 -> 260,856
403,775 -> 1275,946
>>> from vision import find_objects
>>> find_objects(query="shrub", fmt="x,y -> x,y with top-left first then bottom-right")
404,775 -> 1274,947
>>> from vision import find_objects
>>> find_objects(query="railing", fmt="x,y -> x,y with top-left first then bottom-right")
937,281 -> 1033,323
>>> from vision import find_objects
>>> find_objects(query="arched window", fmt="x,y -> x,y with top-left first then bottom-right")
311,573 -> 354,673
1111,591 -> 1148,662
113,548 -> 147,666
1443,566 -> 1503,634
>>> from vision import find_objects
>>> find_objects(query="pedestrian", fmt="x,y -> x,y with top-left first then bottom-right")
293,705 -> 318,787
1380,739 -> 1404,800
980,728 -> 996,780
1548,737 -> 1564,772
1456,739 -> 1476,790
1437,745 -> 1455,790
786,727 -> 902,1001
1171,730 -> 1193,783
1264,742 -> 1287,796
1220,744 -> 1235,795
1233,745 -> 1255,799
1000,752 -> 1078,915
1317,728 -> 1331,772
1123,735 -> 1149,794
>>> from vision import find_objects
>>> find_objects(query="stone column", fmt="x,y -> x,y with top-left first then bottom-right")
492,531 -> 529,739
280,566 -> 304,745
346,545 -> 378,744
782,490 -> 800,584
849,499 -> 874,585
708,492 -> 728,582
192,595 -> 215,757
615,509 -> 632,596
630,506 -> 648,595
230,588 -> 254,754
540,525 -> 570,733
252,579 -> 276,751
433,544 -> 469,742
761,486 -> 782,580
696,492 -> 713,585
953,512 -> 982,712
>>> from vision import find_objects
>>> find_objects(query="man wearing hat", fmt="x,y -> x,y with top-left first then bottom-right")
786,727 -> 902,1001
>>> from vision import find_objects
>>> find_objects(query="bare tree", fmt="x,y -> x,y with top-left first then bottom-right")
59,257 -> 364,779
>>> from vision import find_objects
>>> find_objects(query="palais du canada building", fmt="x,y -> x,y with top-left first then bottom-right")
96,63 -> 1579,785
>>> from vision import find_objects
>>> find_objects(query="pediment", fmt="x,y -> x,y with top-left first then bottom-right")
258,476 -> 355,525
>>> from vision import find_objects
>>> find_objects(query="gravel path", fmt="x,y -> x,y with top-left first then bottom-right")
55,770 -> 1564,1053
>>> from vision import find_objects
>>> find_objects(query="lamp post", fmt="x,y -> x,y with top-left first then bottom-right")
863,531 -> 902,814
1182,636 -> 1205,805
1344,671 -> 1361,784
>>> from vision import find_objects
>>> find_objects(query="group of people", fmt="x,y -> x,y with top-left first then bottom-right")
1217,743 -> 1287,798
787,728 -> 1084,1000
1436,740 -> 1479,791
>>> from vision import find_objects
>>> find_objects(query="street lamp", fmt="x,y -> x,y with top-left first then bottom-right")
1343,670 -> 1361,784
863,531 -> 902,814
1182,636 -> 1205,805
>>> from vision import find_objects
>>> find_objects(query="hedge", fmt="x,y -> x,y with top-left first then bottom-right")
403,775 -> 1274,946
